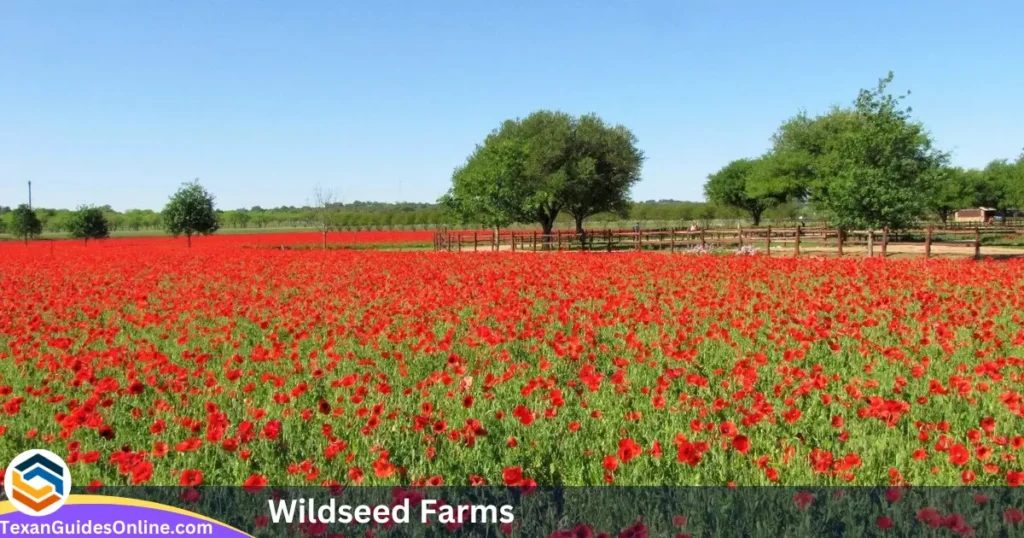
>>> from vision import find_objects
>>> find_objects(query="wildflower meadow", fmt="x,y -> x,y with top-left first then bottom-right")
2,239 -> 1023,493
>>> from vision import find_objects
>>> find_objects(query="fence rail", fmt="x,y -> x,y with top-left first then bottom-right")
433,226 -> 1024,259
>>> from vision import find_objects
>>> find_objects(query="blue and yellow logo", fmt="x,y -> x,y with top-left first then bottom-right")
4,449 -> 71,516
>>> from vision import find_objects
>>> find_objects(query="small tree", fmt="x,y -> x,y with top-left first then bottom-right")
309,185 -> 343,248
10,204 -> 43,245
162,180 -> 219,247
704,157 -> 791,226
67,205 -> 110,245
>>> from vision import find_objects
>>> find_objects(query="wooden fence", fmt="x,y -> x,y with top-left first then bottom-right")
433,226 -> 1024,259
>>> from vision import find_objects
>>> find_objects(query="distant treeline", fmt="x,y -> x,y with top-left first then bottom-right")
0,199 -> 807,234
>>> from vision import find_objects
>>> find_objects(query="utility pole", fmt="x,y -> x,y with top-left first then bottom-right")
28,181 -> 32,209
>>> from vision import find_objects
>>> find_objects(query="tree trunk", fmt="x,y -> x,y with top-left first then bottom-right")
187,234 -> 192,248
867,229 -> 874,257
323,230 -> 328,249
541,217 -> 555,251
574,214 -> 585,235
750,210 -> 762,227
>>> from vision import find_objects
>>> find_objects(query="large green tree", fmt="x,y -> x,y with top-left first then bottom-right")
704,156 -> 791,226
561,114 -> 644,233
10,204 -> 43,244
772,72 -> 947,231
440,121 -> 530,230
441,110 -> 644,235
67,205 -> 110,245
162,180 -> 220,247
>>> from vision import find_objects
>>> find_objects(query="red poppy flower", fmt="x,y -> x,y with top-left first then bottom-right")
502,466 -> 523,486
179,469 -> 204,487
732,435 -> 750,455
243,474 -> 268,493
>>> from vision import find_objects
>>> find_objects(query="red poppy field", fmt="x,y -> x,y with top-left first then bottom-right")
2,241 -> 1024,490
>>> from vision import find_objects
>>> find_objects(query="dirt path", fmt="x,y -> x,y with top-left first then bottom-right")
783,243 -> 1024,258
440,242 -> 1024,258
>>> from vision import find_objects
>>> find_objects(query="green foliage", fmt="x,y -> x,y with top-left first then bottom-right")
441,121 -> 531,229
442,110 -> 644,233
772,72 -> 947,231
67,205 -> 111,244
9,204 -> 43,243
161,180 -> 220,246
561,114 -> 644,232
121,209 -> 161,231
1015,156 -> 1024,209
978,159 -> 1024,213
930,167 -> 975,223
704,156 -> 789,226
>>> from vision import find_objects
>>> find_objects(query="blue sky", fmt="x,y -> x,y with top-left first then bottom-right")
2,1 -> 1022,211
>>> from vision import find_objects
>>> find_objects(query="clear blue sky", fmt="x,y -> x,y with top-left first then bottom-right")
2,1 -> 1022,212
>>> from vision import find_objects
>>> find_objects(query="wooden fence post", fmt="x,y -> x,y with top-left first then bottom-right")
511,234 -> 516,252
606,229 -> 612,252
473,232 -> 478,252
867,229 -> 874,258
925,226 -> 932,258
974,227 -> 981,260
532,231 -> 537,252
457,235 -> 462,252
700,229 -> 706,248
881,228 -> 888,258
837,229 -> 844,257
794,225 -> 801,257
766,226 -> 771,256
670,228 -> 676,253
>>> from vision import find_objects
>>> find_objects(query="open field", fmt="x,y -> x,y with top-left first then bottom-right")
2,234 -> 1024,491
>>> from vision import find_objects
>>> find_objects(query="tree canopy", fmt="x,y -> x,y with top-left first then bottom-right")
929,167 -> 976,224
770,72 -> 948,231
704,156 -> 790,226
979,158 -> 1024,214
67,205 -> 110,245
162,180 -> 220,247
441,110 -> 644,234
9,204 -> 42,244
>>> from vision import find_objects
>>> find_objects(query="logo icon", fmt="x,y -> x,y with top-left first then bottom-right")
4,449 -> 71,516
